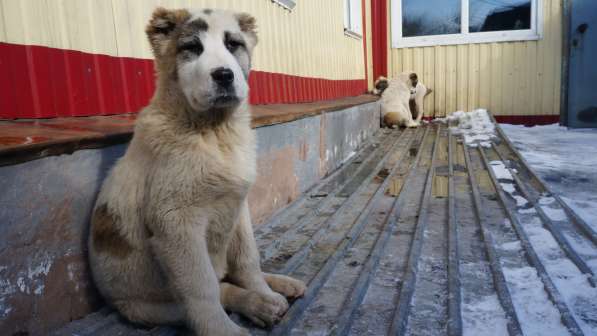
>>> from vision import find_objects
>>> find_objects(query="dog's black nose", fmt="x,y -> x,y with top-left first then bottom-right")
211,68 -> 234,87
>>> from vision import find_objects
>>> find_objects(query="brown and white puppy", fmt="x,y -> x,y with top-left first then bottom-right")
375,73 -> 432,128
88,8 -> 305,336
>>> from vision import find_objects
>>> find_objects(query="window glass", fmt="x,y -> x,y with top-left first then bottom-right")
345,0 -> 363,35
469,0 -> 531,32
402,0 -> 461,37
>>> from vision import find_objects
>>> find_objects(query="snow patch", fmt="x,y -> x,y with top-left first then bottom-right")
541,206 -> 567,222
437,109 -> 496,147
519,207 -> 537,214
522,215 -> 597,334
502,266 -> 571,336
462,294 -> 509,336
488,161 -> 530,208
501,240 -> 522,251
489,161 -> 513,180
512,195 -> 529,207
500,182 -> 516,194
501,123 -> 597,230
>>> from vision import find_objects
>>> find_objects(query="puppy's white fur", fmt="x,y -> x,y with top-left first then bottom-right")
378,72 -> 429,128
88,8 -> 305,336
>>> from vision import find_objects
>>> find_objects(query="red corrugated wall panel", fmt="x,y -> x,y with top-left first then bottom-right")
0,42 -> 367,119
371,0 -> 388,81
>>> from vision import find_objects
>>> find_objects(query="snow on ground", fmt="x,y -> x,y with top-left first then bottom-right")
436,109 -> 496,147
488,160 -> 528,207
519,215 -> 597,334
461,294 -> 509,336
502,264 -> 571,336
500,123 -> 597,231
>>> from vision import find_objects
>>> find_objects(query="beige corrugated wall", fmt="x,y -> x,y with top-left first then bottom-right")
365,0 -> 374,91
388,0 -> 563,117
0,0 -> 366,81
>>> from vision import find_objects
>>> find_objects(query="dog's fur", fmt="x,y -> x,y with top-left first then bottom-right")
374,73 -> 431,128
88,8 -> 305,336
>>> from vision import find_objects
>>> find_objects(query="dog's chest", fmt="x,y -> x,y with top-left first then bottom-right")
192,130 -> 256,199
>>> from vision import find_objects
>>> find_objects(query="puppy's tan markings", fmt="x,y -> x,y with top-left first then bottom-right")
91,204 -> 132,259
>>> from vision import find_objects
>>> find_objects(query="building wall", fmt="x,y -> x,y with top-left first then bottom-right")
0,0 -> 369,118
387,0 -> 563,118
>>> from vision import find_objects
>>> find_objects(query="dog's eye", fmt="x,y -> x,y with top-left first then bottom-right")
178,41 -> 204,55
225,39 -> 244,53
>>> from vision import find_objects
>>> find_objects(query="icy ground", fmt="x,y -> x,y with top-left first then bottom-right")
501,124 -> 597,231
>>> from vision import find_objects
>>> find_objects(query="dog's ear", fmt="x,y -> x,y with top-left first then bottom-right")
408,73 -> 418,87
236,13 -> 258,49
146,7 -> 190,57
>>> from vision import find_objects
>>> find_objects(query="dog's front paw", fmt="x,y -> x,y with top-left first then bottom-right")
241,290 -> 289,328
196,319 -> 249,336
265,274 -> 307,299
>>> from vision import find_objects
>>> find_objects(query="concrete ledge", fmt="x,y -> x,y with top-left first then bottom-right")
0,97 -> 381,335
0,95 -> 379,167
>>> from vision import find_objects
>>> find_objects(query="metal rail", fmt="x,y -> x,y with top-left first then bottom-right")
492,143 -> 596,287
255,130 -> 395,241
446,129 -> 463,336
389,126 -> 441,336
462,140 -> 524,336
269,127 -> 429,336
330,127 -> 435,336
278,129 -> 416,275
479,147 -> 584,336
491,115 -> 597,245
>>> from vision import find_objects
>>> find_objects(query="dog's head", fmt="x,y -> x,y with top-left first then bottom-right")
373,77 -> 389,95
146,7 -> 258,115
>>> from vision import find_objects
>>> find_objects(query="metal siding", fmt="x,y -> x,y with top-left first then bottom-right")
388,0 -> 563,117
365,0 -> 374,90
0,0 -> 368,118
0,0 -> 365,81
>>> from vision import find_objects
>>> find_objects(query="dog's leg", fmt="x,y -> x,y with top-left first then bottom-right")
115,299 -> 186,326
226,200 -> 304,308
150,216 -> 248,336
220,282 -> 287,327
414,86 -> 428,125
263,273 -> 306,299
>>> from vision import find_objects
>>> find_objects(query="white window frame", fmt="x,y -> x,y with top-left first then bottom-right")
391,0 -> 542,48
271,0 -> 296,11
344,0 -> 363,39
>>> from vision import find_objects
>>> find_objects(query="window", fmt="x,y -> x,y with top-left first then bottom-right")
344,0 -> 363,39
271,0 -> 296,11
392,0 -> 541,48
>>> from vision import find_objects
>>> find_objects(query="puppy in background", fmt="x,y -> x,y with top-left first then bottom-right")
374,73 -> 432,128
88,8 -> 305,336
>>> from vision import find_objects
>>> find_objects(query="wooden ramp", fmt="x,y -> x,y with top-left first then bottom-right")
53,121 -> 597,335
